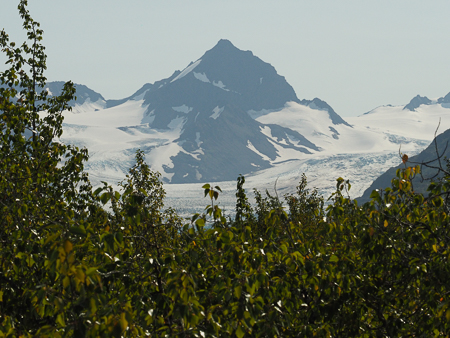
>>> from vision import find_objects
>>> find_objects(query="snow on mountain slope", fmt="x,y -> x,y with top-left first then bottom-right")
44,39 -> 450,215
60,99 -> 185,184
358,128 -> 450,203
70,98 -> 106,114
113,39 -> 324,184
346,103 -> 450,140
63,99 -> 147,127
171,59 -> 202,83
56,94 -> 450,218
57,91 -> 450,207
58,95 -> 442,212
49,40 -> 354,187
162,150 -> 422,217
245,101 -> 450,204
255,101 -> 428,156
164,101 -> 450,216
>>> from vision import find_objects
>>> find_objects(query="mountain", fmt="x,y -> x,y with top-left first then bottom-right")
403,95 -> 432,111
299,98 -> 351,127
401,91 -> 450,112
348,94 -> 450,144
60,39 -> 355,184
49,82 -> 105,107
54,41 -> 450,198
1,81 -> 106,109
358,128 -> 450,203
130,39 -> 325,182
137,38 -> 301,129
438,92 -> 450,106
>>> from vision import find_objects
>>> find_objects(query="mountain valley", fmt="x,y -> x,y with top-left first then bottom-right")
42,40 -> 450,214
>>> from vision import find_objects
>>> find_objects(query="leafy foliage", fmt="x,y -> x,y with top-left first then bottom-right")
1,2 -> 450,337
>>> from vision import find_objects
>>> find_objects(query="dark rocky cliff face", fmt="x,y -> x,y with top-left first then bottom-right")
39,39 -> 350,184
128,39 -> 320,183
358,128 -> 450,204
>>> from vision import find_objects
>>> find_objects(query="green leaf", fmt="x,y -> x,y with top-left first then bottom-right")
69,226 -> 86,236
234,285 -> 242,299
195,218 -> 205,228
64,240 -> 73,253
93,187 -> 103,195
103,233 -> 115,250
119,312 -> 128,331
86,267 -> 97,276
236,325 -> 245,338
336,177 -> 344,189
293,251 -> 305,265
100,192 -> 111,204
329,255 -> 339,263
370,190 -> 380,199
56,313 -> 65,327
115,232 -> 124,245
138,188 -> 148,197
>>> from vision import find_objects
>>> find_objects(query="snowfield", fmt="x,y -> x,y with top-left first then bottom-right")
163,150 -> 423,218
50,39 -> 450,217
59,97 -> 450,217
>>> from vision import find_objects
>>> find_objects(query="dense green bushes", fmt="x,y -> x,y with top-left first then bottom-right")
1,2 -> 450,337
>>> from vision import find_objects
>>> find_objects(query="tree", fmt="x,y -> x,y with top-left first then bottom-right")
0,2 -> 118,336
2,1 -> 450,336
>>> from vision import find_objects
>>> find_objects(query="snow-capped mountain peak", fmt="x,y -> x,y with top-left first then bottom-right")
57,39 -> 346,184
55,39 -> 446,195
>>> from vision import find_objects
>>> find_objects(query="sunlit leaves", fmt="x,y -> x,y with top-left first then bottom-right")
2,3 -> 450,335
402,153 -> 409,164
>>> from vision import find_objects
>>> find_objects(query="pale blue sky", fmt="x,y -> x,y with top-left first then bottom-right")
1,0 -> 450,116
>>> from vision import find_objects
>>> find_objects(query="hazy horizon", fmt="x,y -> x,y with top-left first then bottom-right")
2,0 -> 450,117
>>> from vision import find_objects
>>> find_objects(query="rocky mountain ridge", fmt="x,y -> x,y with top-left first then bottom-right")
56,40 -> 355,184
36,40 -> 450,201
